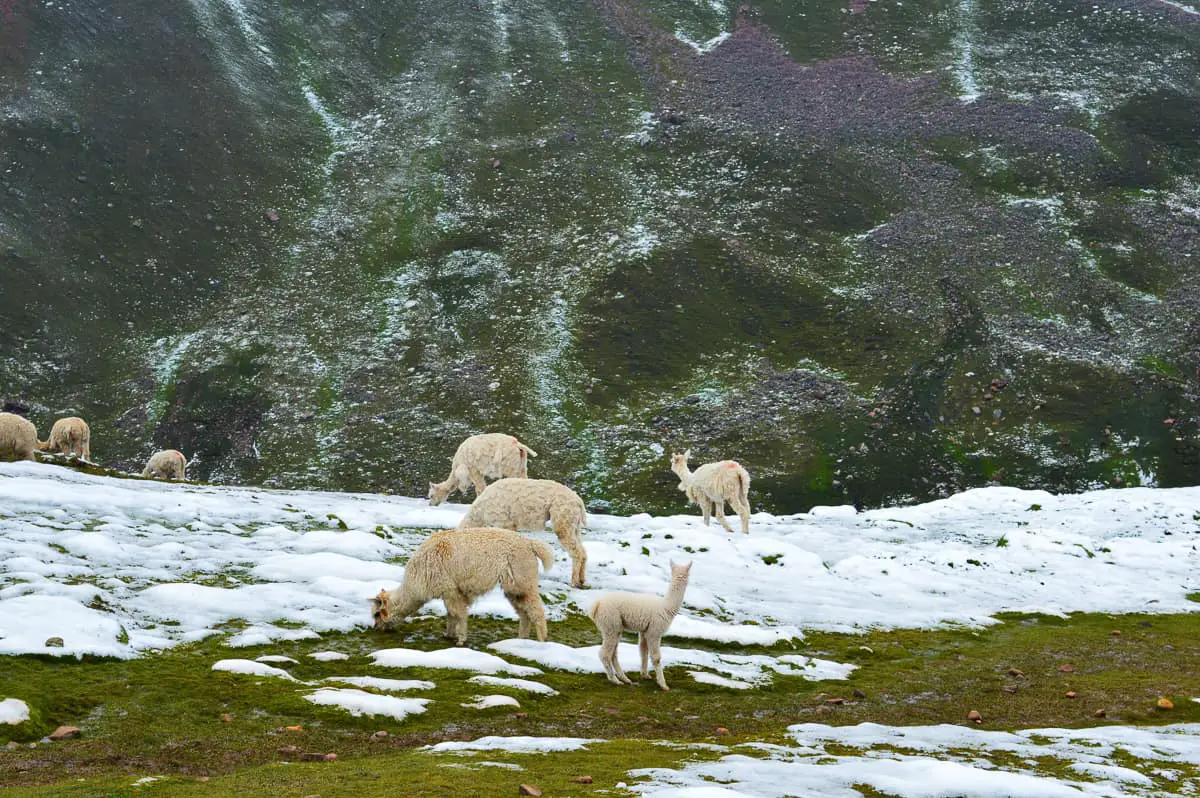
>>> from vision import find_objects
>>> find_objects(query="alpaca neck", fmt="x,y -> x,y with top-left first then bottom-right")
671,462 -> 693,485
662,576 -> 689,616
388,584 -> 428,620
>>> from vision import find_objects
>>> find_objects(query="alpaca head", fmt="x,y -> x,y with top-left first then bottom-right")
369,588 -> 392,629
668,560 -> 693,582
428,481 -> 451,506
670,449 -> 692,490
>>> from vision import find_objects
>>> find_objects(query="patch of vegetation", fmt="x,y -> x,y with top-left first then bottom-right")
1,612 -> 1197,793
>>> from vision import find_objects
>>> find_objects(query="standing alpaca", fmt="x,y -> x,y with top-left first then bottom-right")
428,433 -> 538,505
589,561 -> 692,691
370,527 -> 553,646
670,450 -> 751,534
142,449 -> 187,480
0,413 -> 38,462
457,478 -> 589,588
38,416 -> 91,460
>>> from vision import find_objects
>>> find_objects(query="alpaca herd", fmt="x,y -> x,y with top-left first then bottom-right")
1,413 -> 750,690
0,411 -> 187,481
376,432 -> 752,690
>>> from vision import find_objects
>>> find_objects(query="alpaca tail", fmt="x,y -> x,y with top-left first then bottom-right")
577,495 -> 588,530
530,539 -> 555,572
520,444 -> 538,459
737,467 -> 749,506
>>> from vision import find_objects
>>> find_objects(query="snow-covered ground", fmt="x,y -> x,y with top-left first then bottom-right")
0,461 -> 1196,659
632,722 -> 1200,797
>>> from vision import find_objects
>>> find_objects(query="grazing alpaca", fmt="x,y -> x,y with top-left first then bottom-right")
670,449 -> 751,534
370,527 -> 553,646
142,449 -> 187,480
0,413 -> 38,462
589,561 -> 692,691
457,478 -> 588,588
38,416 -> 91,460
428,433 -> 538,505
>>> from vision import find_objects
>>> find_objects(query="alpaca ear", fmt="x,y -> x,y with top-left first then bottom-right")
683,448 -> 691,460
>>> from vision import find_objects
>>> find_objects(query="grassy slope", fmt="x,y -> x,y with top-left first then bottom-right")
2,611 -> 1197,794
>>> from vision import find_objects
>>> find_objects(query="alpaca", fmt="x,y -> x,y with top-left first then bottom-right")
428,433 -> 538,505
0,413 -> 38,462
588,561 -> 693,691
457,478 -> 588,588
142,449 -> 187,480
370,527 -> 553,646
670,449 -> 751,534
37,416 -> 91,460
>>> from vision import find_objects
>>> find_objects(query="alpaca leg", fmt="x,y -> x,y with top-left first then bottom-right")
713,500 -> 734,534
700,499 -> 712,527
599,635 -> 628,685
443,593 -> 471,646
649,637 -> 669,691
558,524 -> 587,588
734,496 -> 751,534
638,634 -> 650,680
506,590 -> 546,641
470,472 -> 487,497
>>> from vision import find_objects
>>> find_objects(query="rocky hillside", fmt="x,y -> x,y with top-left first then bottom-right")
1,0 -> 1197,512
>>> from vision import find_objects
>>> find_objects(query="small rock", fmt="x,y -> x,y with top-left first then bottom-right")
1065,691 -> 1077,698
44,637 -> 64,648
1093,709 -> 1107,718
278,745 -> 300,756
1158,698 -> 1174,710
967,710 -> 982,723
300,751 -> 337,762
824,697 -> 846,705
492,158 -> 502,169
982,392 -> 994,400
264,209 -> 280,222
5,741 -> 20,750
1007,668 -> 1025,677
853,688 -> 867,699
816,705 -> 833,714
372,730 -> 388,740
972,406 -> 982,415
220,713 -> 232,723
1110,630 -> 1121,636
49,726 -> 81,741
601,707 -> 620,715
514,712 -> 528,719
715,727 -> 730,735
284,725 -> 303,732
1002,685 -> 1019,694
571,776 -> 594,784
518,785 -> 542,797
1057,664 -> 1075,673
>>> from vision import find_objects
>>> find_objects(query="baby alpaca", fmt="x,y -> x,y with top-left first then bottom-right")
670,449 -> 751,534
428,433 -> 538,505
589,561 -> 693,691
370,527 -> 553,646
142,449 -> 187,480
458,478 -> 589,588
0,412 -> 38,462
38,416 -> 91,460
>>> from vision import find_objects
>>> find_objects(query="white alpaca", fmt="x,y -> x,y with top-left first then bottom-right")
588,561 -> 692,691
670,449 -> 751,534
428,433 -> 538,505
457,478 -> 589,588
38,416 -> 91,460
0,413 -> 38,462
370,527 -> 553,646
142,449 -> 187,480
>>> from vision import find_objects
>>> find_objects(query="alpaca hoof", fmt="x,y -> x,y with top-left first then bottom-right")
660,685 -> 670,692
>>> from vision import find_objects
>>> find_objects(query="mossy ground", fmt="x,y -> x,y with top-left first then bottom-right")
2,611 -> 1197,794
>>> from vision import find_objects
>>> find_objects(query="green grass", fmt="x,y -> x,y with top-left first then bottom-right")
2,611 -> 1198,794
